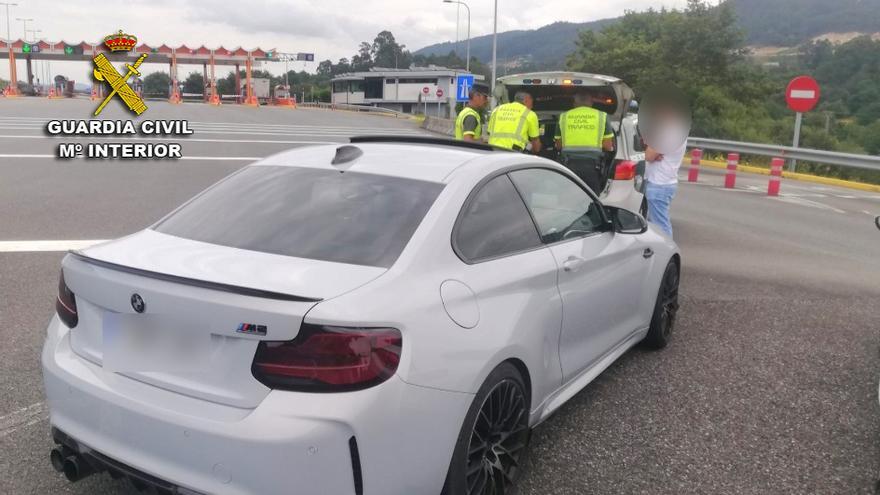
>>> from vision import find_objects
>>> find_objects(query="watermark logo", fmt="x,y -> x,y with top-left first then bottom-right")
92,30 -> 147,116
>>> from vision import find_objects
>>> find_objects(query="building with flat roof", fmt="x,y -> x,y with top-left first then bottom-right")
331,66 -> 483,118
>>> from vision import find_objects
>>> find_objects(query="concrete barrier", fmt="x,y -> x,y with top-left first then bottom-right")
421,116 -> 455,136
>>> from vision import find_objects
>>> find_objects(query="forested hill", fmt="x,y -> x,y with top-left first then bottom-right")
414,0 -> 880,67
414,19 -> 616,69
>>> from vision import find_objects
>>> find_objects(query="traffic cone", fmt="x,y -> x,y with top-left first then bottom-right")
47,88 -> 55,99
169,87 -> 181,105
209,93 -> 220,106
90,88 -> 98,101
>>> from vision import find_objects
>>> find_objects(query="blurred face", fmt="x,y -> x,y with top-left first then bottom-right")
471,92 -> 488,109
523,95 -> 534,109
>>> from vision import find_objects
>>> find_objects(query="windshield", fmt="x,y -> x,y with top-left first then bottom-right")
155,166 -> 444,268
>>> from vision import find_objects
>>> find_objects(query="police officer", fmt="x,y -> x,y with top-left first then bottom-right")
554,92 -> 614,191
454,84 -> 490,142
488,91 -> 542,153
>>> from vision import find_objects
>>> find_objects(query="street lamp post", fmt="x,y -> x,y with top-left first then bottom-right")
491,0 -> 498,107
16,17 -> 32,91
1,2 -> 18,96
15,16 -> 30,39
442,0 -> 471,72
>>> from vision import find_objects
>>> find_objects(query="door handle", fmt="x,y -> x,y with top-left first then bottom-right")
563,256 -> 586,272
643,248 -> 654,259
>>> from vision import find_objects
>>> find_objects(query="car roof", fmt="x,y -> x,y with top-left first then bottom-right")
255,141 -> 498,183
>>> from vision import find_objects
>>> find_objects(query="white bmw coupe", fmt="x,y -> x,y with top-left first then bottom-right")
43,136 -> 680,495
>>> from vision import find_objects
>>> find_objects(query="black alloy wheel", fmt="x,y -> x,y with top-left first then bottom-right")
466,379 -> 529,494
644,260 -> 680,349
443,363 -> 530,495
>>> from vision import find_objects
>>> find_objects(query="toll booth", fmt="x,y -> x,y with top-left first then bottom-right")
273,84 -> 295,107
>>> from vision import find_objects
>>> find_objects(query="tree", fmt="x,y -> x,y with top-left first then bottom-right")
182,72 -> 204,95
372,30 -> 410,69
334,57 -> 351,75
317,59 -> 333,79
143,71 -> 171,97
351,42 -> 373,71
567,0 -> 744,95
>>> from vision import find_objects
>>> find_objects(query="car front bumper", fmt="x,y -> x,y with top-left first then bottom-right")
42,315 -> 473,495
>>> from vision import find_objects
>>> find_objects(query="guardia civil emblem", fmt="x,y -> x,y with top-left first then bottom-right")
92,30 -> 147,116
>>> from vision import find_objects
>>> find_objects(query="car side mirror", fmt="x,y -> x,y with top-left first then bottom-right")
605,206 -> 648,234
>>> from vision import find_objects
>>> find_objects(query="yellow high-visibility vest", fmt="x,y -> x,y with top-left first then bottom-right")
555,106 -> 611,151
454,106 -> 482,140
488,102 -> 534,150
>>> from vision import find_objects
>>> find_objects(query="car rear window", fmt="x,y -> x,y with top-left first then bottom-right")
155,166 -> 444,268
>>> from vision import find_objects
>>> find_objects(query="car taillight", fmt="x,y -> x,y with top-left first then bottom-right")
614,160 -> 637,181
252,324 -> 402,392
56,272 -> 78,328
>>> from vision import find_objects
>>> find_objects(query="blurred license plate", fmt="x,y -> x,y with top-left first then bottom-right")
103,312 -> 211,372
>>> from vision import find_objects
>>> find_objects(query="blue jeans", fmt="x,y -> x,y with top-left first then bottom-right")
645,182 -> 678,238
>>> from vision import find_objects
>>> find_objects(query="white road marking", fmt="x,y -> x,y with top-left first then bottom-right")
0,127 -> 428,138
0,240 -> 109,252
0,154 -> 260,161
179,156 -> 262,161
0,135 -> 344,145
715,187 -> 762,194
771,196 -> 847,214
0,402 -> 48,439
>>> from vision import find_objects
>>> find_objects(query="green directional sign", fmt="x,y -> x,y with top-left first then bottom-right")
22,44 -> 31,53
266,51 -> 274,58
151,48 -> 158,53
63,44 -> 83,55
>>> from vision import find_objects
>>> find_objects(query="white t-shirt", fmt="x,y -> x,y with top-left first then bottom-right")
646,140 -> 686,185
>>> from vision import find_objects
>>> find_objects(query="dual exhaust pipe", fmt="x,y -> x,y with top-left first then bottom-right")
50,446 -> 98,482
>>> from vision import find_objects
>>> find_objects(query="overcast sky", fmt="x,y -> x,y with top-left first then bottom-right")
2,0 -> 691,83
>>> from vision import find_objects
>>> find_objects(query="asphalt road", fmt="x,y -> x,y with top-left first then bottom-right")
1,98 -> 878,494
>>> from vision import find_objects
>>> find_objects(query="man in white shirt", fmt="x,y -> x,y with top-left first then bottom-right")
644,116 -> 689,238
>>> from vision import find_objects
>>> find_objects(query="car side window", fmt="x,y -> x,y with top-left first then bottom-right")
455,175 -> 542,262
509,168 -> 605,244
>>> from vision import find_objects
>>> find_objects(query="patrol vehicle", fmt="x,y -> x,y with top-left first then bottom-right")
495,72 -> 647,216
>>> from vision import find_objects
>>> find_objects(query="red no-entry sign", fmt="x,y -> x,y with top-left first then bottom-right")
436,88 -> 444,98
422,87 -> 430,95
786,76 -> 820,113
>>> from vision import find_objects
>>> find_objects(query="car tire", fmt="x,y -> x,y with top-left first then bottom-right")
639,197 -> 649,219
441,362 -> 531,495
643,259 -> 680,349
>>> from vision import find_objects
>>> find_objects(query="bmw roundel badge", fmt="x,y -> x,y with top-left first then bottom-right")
131,293 -> 146,313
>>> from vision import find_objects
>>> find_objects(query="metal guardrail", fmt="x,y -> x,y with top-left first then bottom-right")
297,101 -> 410,119
687,137 -> 880,172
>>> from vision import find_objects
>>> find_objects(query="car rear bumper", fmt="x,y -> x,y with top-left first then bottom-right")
42,315 -> 473,495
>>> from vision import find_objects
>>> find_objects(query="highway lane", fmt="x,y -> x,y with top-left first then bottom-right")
1,99 -> 878,494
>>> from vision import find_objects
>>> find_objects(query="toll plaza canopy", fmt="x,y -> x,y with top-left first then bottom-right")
0,39 -> 277,65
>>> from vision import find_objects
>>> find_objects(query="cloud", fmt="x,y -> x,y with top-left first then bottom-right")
1,0 -> 691,82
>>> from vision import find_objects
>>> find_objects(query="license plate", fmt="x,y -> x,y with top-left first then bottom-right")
103,312 -> 211,373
